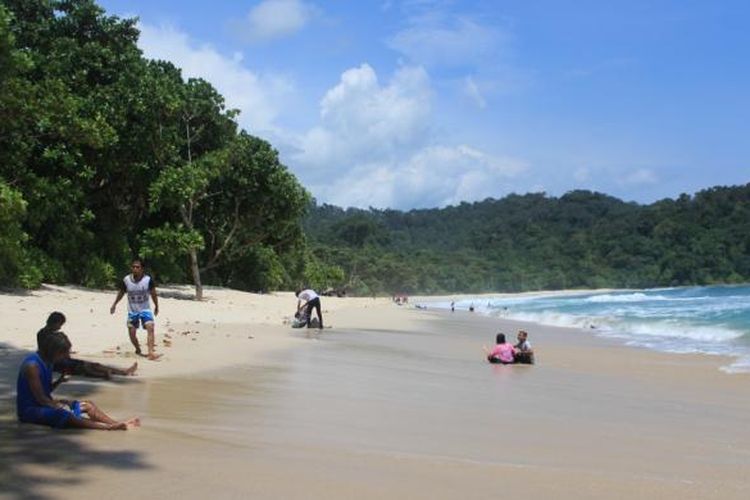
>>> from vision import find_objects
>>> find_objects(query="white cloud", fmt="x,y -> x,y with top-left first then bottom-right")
464,76 -> 486,109
316,145 -> 524,209
235,0 -> 315,43
295,63 -> 432,171
138,23 -> 292,134
387,15 -> 506,68
293,64 -> 525,208
619,168 -> 658,186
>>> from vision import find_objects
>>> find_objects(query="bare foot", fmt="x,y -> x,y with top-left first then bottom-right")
125,362 -> 138,375
125,417 -> 141,428
108,422 -> 128,431
135,347 -> 143,356
147,353 -> 163,361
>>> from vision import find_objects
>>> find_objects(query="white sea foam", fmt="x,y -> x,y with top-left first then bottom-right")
585,292 -> 655,303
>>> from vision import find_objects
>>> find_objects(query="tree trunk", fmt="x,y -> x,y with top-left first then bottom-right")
189,247 -> 203,301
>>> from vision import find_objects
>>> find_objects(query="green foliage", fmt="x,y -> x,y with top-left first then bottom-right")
305,186 -> 750,295
303,253 -> 345,292
0,0 -> 309,292
0,180 -> 30,286
81,257 -> 116,288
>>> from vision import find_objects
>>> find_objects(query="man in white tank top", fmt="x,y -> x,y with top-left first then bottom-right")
110,258 -> 161,360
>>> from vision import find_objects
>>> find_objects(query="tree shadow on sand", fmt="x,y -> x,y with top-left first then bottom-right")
0,342 -> 152,500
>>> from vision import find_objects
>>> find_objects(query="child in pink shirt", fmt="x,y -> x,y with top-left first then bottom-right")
486,333 -> 515,364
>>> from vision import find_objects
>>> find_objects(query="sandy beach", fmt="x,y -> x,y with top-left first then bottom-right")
1,286 -> 749,499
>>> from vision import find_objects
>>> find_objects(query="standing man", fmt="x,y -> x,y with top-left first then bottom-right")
295,288 -> 323,329
110,258 -> 161,360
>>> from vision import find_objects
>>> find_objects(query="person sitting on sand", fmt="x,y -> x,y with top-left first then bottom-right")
37,312 -> 137,382
17,330 -> 140,430
514,330 -> 535,365
296,288 -> 323,329
485,333 -> 515,364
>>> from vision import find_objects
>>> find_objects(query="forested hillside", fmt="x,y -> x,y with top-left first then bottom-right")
305,186 -> 750,295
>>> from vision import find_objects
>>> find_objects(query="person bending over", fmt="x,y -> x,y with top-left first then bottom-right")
38,312 -> 137,382
296,288 -> 323,329
17,331 -> 139,430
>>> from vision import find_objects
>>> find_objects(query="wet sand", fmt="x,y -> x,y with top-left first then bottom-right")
2,300 -> 749,499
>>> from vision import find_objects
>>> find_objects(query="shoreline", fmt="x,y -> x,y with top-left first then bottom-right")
415,288 -> 750,375
2,286 -> 749,499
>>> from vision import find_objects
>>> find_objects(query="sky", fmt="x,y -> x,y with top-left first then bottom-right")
98,0 -> 750,210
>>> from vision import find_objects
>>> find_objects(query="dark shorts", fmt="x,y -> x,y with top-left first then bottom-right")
514,352 -> 535,365
53,358 -> 86,376
18,401 -> 82,429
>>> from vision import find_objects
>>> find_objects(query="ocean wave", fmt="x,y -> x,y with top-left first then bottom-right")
720,356 -> 750,374
584,293 -> 656,303
501,310 -> 745,343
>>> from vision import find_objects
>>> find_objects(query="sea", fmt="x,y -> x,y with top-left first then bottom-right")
433,285 -> 750,373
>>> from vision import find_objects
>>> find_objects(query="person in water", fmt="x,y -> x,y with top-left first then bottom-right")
38,312 -> 137,381
486,333 -> 515,364
514,330 -> 535,365
17,330 -> 140,430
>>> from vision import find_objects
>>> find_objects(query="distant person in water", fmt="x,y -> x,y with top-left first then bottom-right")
469,304 -> 475,312
451,301 -> 455,312
110,258 -> 161,360
17,330 -> 140,430
514,330 -> 535,365
296,288 -> 324,329
38,312 -> 137,381
485,333 -> 515,364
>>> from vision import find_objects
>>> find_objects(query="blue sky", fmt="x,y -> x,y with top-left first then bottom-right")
98,0 -> 750,209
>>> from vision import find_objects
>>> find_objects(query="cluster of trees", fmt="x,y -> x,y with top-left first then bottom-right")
305,185 -> 750,295
0,0 -> 343,297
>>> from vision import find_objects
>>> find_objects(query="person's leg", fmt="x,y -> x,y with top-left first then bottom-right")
80,400 -> 141,429
314,299 -> 323,328
83,362 -> 112,379
108,361 -> 138,376
144,322 -> 161,360
83,399 -> 141,429
84,361 -> 138,377
304,302 -> 314,328
80,400 -> 119,425
128,323 -> 141,355
66,415 -> 124,430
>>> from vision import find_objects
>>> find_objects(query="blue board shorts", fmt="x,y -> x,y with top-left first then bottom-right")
127,310 -> 155,329
19,401 -> 82,429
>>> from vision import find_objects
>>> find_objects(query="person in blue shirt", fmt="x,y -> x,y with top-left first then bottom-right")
17,330 -> 140,430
